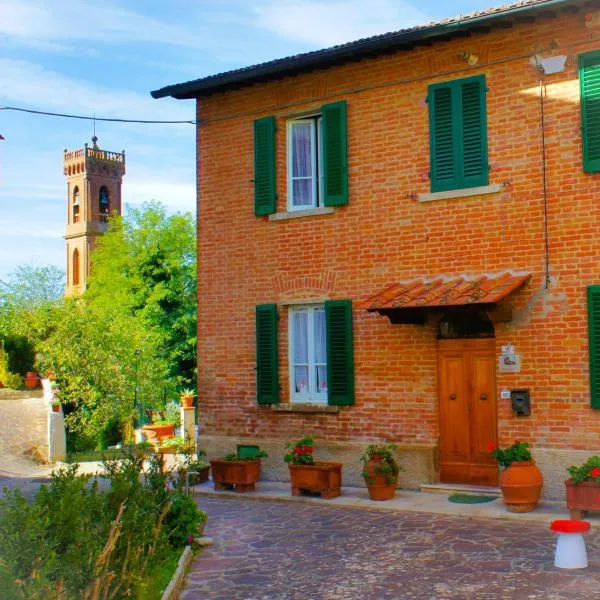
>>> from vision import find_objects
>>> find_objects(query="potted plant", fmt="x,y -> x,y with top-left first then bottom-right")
210,448 -> 267,492
183,450 -> 211,485
284,436 -> 342,499
489,441 -> 543,513
142,403 -> 179,443
180,388 -> 195,408
51,399 -> 61,413
361,443 -> 402,501
24,371 -> 39,390
565,456 -> 600,519
158,437 -> 193,455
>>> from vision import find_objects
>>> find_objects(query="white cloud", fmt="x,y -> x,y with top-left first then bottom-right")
122,179 -> 196,213
0,58 -> 194,123
0,0 -> 207,50
253,0 -> 430,47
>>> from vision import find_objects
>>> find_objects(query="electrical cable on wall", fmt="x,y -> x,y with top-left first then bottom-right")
0,105 -> 195,125
539,81 -> 551,290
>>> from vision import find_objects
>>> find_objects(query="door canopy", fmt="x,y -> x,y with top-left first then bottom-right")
357,271 -> 530,324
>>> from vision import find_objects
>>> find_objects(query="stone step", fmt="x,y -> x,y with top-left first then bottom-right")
420,483 -> 501,497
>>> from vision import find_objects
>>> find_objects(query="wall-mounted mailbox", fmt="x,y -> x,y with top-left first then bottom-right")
511,389 -> 530,417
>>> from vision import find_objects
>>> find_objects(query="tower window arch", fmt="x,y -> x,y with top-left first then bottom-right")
99,186 -> 110,222
72,248 -> 80,286
72,186 -> 80,223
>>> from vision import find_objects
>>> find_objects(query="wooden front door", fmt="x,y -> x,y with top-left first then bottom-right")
438,338 -> 498,486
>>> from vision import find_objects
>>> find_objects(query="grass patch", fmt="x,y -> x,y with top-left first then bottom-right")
135,546 -> 184,600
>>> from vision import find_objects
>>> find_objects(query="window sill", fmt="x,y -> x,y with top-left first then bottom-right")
271,403 -> 340,414
418,184 -> 503,203
268,207 -> 335,221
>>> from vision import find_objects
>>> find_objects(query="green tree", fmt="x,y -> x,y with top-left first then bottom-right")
0,264 -> 64,308
86,201 -> 197,387
0,265 -> 64,379
38,299 -> 171,449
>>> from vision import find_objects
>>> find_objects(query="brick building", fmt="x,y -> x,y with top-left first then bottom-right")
153,0 -> 600,498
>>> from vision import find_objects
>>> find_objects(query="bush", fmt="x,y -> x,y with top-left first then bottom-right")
1,334 -> 35,375
98,416 -> 123,450
0,453 -> 206,599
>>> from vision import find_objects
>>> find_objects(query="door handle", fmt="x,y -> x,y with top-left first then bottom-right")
449,393 -> 457,400
480,393 -> 488,400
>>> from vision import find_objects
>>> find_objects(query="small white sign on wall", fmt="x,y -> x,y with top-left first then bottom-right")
499,353 -> 521,373
500,389 -> 511,400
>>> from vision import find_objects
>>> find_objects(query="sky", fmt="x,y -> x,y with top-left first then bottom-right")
0,0 -> 497,280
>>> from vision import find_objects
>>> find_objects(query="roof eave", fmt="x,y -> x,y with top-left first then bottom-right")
150,0 -> 573,100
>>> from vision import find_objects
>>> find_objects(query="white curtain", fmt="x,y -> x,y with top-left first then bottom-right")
293,311 -> 309,393
314,308 -> 327,393
292,121 -> 313,207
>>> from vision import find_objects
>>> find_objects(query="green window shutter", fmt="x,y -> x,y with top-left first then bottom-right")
587,286 -> 600,409
428,75 -> 488,192
256,304 -> 279,404
580,51 -> 600,173
459,77 -> 488,188
429,85 -> 456,192
254,116 -> 276,216
325,299 -> 354,405
321,101 -> 348,206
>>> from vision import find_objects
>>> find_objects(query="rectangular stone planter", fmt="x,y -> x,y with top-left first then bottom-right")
289,462 -> 343,499
210,458 -> 261,492
565,479 -> 600,519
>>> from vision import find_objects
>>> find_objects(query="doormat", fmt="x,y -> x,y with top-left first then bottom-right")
448,493 -> 497,504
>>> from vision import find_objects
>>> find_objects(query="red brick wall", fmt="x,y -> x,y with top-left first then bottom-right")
196,11 -> 600,452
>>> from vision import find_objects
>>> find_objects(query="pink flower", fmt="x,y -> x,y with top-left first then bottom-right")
187,535 -> 195,545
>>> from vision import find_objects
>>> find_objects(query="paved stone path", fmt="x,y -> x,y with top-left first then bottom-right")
184,496 -> 600,600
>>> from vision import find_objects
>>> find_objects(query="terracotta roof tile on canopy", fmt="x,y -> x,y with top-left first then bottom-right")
358,272 -> 530,312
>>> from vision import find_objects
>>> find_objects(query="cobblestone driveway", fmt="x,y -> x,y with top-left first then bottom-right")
184,496 -> 600,600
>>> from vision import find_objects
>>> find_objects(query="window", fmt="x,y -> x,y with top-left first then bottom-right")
72,248 -> 80,286
99,186 -> 110,222
580,51 -> 600,173
253,101 -> 348,216
287,117 -> 323,210
428,75 -> 488,192
72,186 -> 80,223
255,300 -> 354,406
289,305 -> 328,403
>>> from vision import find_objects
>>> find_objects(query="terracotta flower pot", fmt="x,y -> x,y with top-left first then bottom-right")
188,465 -> 210,485
142,423 -> 176,443
51,404 -> 61,413
499,460 -> 543,513
210,458 -> 261,492
288,462 -> 342,499
180,396 -> 194,408
363,457 -> 398,501
565,479 -> 600,519
24,372 -> 40,390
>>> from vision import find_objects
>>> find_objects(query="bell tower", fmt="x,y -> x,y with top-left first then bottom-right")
63,136 -> 126,296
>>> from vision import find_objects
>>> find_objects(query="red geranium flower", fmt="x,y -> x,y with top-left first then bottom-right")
591,467 -> 600,478
487,442 -> 497,452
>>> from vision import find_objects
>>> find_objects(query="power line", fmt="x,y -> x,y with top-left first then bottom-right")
0,105 -> 195,125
